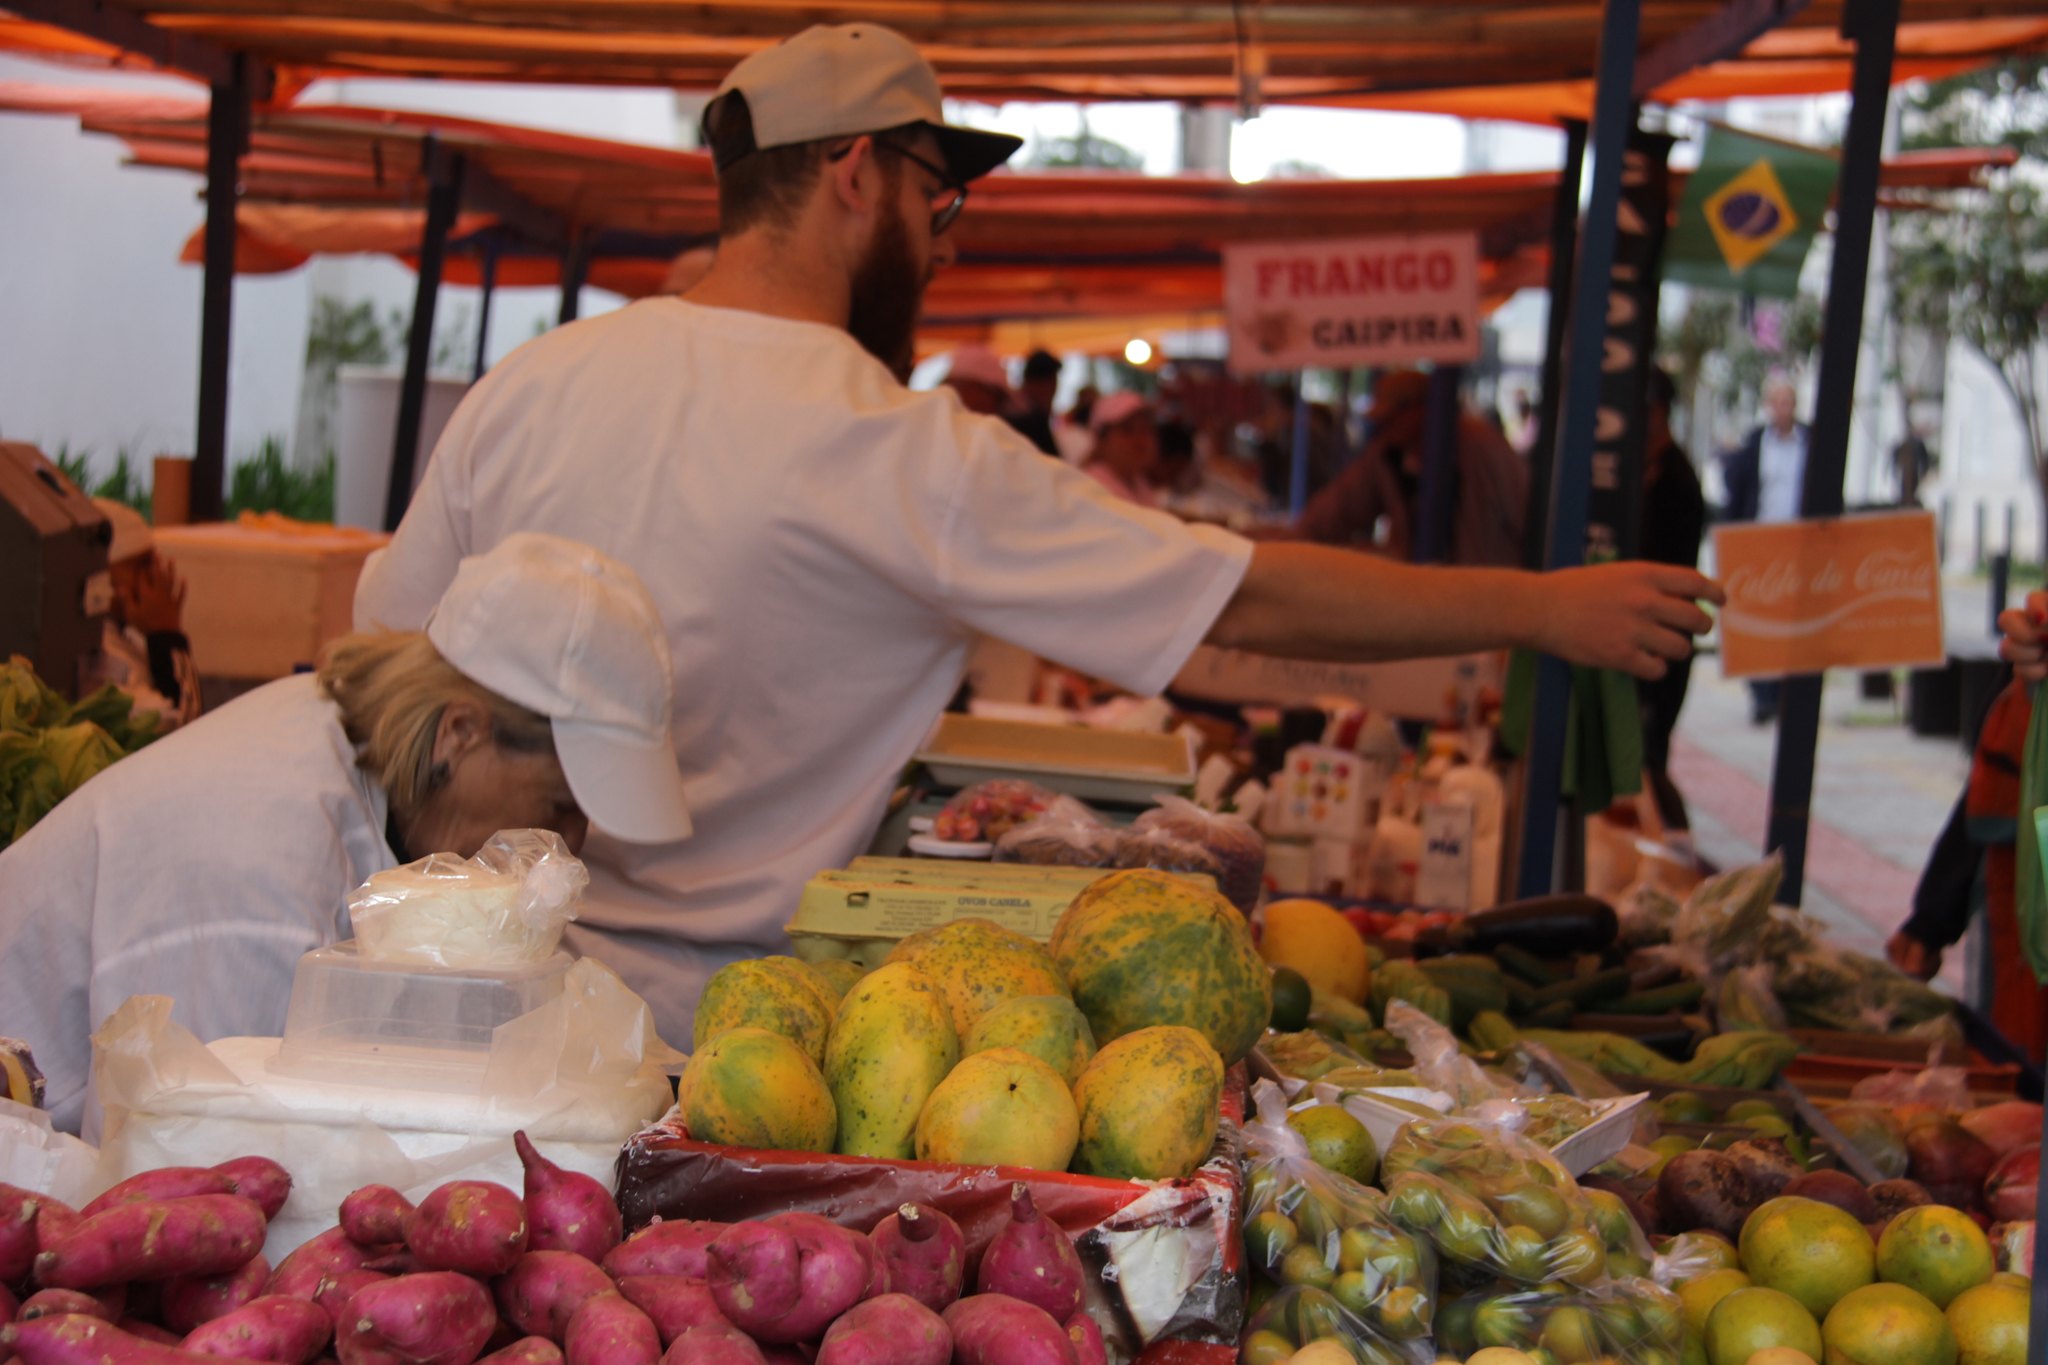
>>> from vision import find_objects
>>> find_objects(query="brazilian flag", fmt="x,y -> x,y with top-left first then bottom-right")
1666,124 -> 1839,298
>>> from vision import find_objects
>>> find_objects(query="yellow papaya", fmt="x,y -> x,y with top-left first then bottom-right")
914,1047 -> 1078,1171
757,954 -> 843,1013
824,963 -> 959,1158
883,918 -> 1068,1037
679,1027 -> 836,1152
692,959 -> 835,1064
1071,1025 -> 1224,1181
808,958 -> 869,1000
963,994 -> 1096,1086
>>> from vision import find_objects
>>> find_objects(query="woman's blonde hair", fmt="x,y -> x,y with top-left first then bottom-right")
316,632 -> 554,826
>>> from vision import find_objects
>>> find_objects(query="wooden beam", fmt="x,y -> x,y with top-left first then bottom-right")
1635,0 -> 1814,95
7,0 -> 274,98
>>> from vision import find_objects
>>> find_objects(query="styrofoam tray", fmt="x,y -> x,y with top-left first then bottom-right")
914,714 -> 1197,805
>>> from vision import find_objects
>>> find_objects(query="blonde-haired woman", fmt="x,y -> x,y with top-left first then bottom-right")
0,533 -> 690,1134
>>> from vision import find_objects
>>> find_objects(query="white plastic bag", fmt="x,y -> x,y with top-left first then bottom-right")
0,1097 -> 99,1203
350,829 -> 589,967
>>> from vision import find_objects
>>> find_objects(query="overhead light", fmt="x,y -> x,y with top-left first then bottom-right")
1125,338 -> 1154,365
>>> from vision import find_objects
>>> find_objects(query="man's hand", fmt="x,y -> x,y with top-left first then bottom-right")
1998,590 -> 2048,683
1885,930 -> 1942,982
123,555 -> 187,635
1532,562 -> 1724,680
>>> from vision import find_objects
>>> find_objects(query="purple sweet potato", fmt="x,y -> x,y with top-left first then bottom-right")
611,1278 -> 726,1347
82,1171 -> 238,1222
654,1325 -> 762,1365
36,1196 -> 269,1290
512,1135 -> 621,1266
474,1340 -> 562,1365
334,1273 -> 496,1365
866,1204 -> 963,1314
1,1283 -> 16,1328
210,1161 -> 292,1224
403,1184 -> 527,1278
2,1315 -> 218,1365
707,1214 -> 874,1345
268,1231 -> 388,1302
182,1296 -> 333,1364
0,1187 -> 39,1284
340,1190 -> 414,1250
561,1295 -> 657,1365
975,1186 -> 1082,1324
122,1320 -> 186,1347
942,1295 -> 1079,1365
359,1253 -> 423,1277
314,1274 -> 389,1331
163,1256 -> 271,1333
494,1253 -> 613,1344
598,1222 -> 725,1282
815,1293 -> 950,1365
17,1292 -> 120,1325
1063,1311 -> 1106,1365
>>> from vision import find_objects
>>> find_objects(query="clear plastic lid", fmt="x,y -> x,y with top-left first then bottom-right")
271,939 -> 573,1088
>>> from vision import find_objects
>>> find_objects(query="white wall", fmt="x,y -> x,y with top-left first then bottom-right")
1939,345 -> 2041,569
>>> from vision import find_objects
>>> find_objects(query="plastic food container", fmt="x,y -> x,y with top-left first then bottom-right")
272,940 -> 573,1087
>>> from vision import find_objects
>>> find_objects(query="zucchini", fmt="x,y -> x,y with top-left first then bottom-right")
1494,943 -> 1559,986
1529,965 -> 1634,1008
1504,976 -> 1540,1014
1523,999 -> 1576,1029
1603,981 -> 1707,1015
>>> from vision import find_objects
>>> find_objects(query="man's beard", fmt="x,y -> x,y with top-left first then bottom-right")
846,199 -> 926,383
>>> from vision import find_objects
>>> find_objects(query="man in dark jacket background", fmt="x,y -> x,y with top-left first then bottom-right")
1720,376 -> 1810,723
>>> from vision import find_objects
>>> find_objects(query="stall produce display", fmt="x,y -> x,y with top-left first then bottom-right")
0,656 -> 159,847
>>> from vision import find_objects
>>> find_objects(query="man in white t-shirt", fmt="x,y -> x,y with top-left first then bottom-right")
355,22 -> 1723,1044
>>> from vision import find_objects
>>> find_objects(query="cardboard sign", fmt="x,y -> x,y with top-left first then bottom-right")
1223,232 -> 1481,375
1713,510 -> 1944,679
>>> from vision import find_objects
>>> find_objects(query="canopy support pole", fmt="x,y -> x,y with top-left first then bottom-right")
191,57 -> 251,523
1763,0 -> 1900,902
1524,119 -> 1588,572
472,235 -> 500,383
1415,366 -> 1463,563
1513,0 -> 1641,898
558,232 -> 590,325
385,140 -> 465,532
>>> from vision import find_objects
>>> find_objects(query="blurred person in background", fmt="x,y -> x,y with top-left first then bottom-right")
1636,367 -> 1706,844
1721,375 -> 1809,724
1083,391 -> 1161,507
1007,348 -> 1063,456
83,499 -> 201,731
941,345 -> 1010,416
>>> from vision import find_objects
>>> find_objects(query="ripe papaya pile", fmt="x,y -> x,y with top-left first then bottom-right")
679,869 -> 1272,1182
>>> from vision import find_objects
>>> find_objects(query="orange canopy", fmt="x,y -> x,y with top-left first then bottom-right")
0,4 -> 2043,121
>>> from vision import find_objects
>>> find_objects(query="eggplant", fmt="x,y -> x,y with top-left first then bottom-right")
1413,895 -> 1619,957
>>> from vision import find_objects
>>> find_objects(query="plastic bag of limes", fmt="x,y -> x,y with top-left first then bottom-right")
1242,1080 -> 1439,1363
1430,1274 -> 1686,1365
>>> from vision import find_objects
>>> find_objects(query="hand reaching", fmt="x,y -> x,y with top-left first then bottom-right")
1998,590 -> 2048,683
123,554 -> 187,635
1533,561 -> 1724,680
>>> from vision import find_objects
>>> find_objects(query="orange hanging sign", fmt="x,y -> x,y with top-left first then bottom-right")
1712,510 -> 1944,679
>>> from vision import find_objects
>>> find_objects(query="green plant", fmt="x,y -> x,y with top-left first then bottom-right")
48,443 -> 152,517
226,436 -> 335,522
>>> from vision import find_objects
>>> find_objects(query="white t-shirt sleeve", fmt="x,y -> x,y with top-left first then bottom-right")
353,394 -> 481,631
841,407 -> 1252,697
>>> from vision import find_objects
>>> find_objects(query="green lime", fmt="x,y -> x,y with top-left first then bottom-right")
1725,1099 -> 1780,1122
1240,1329 -> 1294,1365
1246,1210 -> 1299,1269
1494,1184 -> 1572,1240
1742,1113 -> 1795,1139
1278,1241 -> 1336,1288
1660,1091 -> 1717,1124
1269,966 -> 1313,1031
1287,1104 -> 1380,1185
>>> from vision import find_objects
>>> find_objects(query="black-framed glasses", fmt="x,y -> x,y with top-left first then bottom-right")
829,137 -> 968,236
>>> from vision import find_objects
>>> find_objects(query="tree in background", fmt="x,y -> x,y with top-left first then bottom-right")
1025,110 -> 1144,171
1661,290 -> 1823,453
1888,58 -> 2048,532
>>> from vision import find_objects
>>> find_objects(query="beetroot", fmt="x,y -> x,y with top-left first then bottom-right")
1781,1170 -> 1877,1224
867,1205 -> 964,1314
210,1160 -> 292,1223
404,1183 -> 528,1278
815,1293 -> 950,1365
613,1278 -> 728,1346
494,1253 -> 613,1344
976,1186 -> 1083,1324
561,1294 -> 658,1365
1904,1117 -> 1996,1209
656,1324 -> 763,1365
182,1296 -> 334,1364
2,1315 -> 219,1365
512,1135 -> 621,1265
18,1290 -> 121,1323
475,1341 -> 562,1365
36,1195 -> 269,1290
1957,1101 -> 2042,1158
600,1222 -> 725,1281
340,1190 -> 414,1249
268,1230 -> 388,1302
334,1272 -> 496,1365
1984,1145 -> 2039,1223
707,1214 -> 874,1345
163,1256 -> 272,1333
82,1170 -> 238,1221
942,1295 -> 1079,1365
1064,1311 -> 1106,1365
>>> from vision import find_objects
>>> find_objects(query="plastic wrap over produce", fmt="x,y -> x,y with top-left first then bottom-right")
614,1068 -> 1250,1365
350,828 -> 589,966
89,967 -> 677,1262
0,1096 -> 97,1204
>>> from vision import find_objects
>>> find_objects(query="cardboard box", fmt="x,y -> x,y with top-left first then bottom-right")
916,714 -> 1196,803
615,1071 -> 1248,1365
156,520 -> 388,679
789,860 -> 1218,968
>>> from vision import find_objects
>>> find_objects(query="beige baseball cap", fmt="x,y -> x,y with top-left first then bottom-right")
427,533 -> 691,846
703,23 -> 1021,184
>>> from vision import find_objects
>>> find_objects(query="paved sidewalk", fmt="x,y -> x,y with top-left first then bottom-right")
1667,579 -> 1993,990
